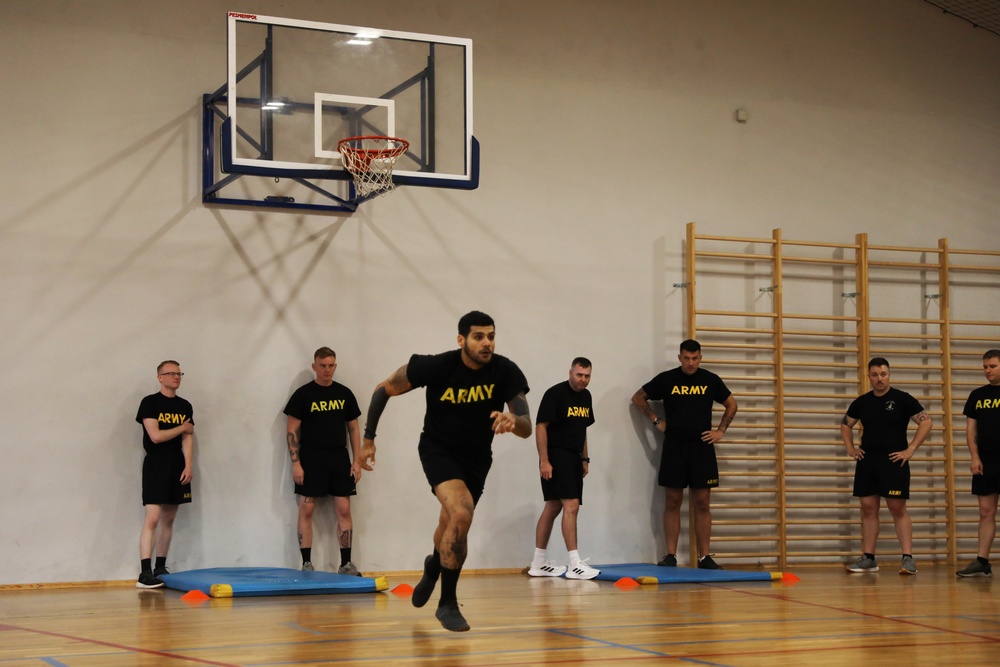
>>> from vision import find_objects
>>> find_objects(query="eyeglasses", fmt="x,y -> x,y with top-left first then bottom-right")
160,372 -> 184,377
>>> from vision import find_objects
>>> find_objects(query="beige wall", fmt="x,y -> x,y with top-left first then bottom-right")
0,0 -> 998,584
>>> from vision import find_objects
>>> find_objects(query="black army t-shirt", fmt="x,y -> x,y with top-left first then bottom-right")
283,381 -> 362,450
407,349 -> 529,450
536,381 -> 594,454
642,367 -> 731,441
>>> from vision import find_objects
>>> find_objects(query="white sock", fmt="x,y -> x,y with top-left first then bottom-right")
568,550 -> 581,567
533,548 -> 547,566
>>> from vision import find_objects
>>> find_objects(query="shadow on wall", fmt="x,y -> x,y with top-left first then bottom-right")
0,106 -> 201,366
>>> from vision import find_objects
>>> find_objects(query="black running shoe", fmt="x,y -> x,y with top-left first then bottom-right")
136,571 -> 165,589
697,555 -> 723,570
412,554 -> 440,608
657,554 -> 677,567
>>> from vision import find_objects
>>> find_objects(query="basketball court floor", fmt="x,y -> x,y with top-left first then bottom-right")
2,566 -> 997,665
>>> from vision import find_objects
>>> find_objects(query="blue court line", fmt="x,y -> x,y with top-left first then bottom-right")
546,628 -> 735,667
158,614 -> 991,662
955,614 -> 1000,627
225,624 -> 977,667
280,622 -> 326,636
709,583 -> 1000,645
0,652 -> 133,665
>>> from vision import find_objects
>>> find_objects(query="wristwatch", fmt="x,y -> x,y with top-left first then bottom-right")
653,418 -> 662,426
581,457 -> 590,463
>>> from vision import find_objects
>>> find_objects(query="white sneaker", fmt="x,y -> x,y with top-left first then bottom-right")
528,560 -> 567,577
566,559 -> 600,580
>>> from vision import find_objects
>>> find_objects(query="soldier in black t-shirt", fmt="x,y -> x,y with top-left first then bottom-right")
841,358 -> 932,575
135,360 -> 194,589
528,358 -> 599,580
956,349 -> 1000,578
360,311 -> 531,632
284,347 -> 363,575
631,340 -> 737,570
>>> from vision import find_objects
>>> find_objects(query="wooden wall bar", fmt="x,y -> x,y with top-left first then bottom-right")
684,223 -> 999,568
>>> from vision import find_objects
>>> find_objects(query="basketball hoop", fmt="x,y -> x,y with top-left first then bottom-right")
337,136 -> 410,198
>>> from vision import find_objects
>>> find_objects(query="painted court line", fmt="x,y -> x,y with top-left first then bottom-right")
708,582 -> 1000,644
4,623 -> 243,667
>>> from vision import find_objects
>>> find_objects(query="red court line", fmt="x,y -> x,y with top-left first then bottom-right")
680,637 -> 991,662
707,582 -> 1000,643
4,623 -> 243,667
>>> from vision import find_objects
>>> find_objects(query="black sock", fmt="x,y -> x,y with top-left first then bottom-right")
902,554 -> 912,560
155,557 -> 167,571
864,553 -> 875,560
438,565 -> 461,606
340,547 -> 351,566
140,558 -> 152,574
978,556 -> 990,566
301,548 -> 312,564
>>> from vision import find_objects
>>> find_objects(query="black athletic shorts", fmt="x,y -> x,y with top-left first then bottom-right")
142,449 -> 192,506
658,438 -> 719,489
972,456 -> 1000,496
418,436 -> 492,505
295,447 -> 356,498
853,450 -> 910,499
540,447 -> 584,503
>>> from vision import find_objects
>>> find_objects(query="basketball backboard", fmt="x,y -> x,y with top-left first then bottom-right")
203,11 -> 477,211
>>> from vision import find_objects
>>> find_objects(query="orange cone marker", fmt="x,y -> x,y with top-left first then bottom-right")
614,577 -> 640,590
181,589 -> 210,605
391,583 -> 414,597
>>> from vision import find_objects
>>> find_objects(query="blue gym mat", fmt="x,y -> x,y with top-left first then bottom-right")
161,567 -> 388,598
592,562 -> 782,584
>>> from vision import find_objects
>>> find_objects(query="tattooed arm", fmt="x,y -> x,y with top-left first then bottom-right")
492,391 -> 532,438
841,414 -> 862,460
287,415 -> 304,485
889,411 -> 933,466
702,395 -> 738,444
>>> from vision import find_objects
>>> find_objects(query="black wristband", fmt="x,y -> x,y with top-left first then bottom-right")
581,457 -> 590,463
363,385 -> 390,441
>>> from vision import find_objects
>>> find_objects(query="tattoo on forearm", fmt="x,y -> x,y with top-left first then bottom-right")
719,414 -> 734,432
387,366 -> 409,393
511,393 -> 529,417
287,433 -> 300,462
338,528 -> 352,548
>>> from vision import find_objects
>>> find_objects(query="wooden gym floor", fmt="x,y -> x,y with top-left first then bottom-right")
1,566 -> 998,666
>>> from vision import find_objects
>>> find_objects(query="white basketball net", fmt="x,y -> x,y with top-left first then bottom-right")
337,136 -> 409,199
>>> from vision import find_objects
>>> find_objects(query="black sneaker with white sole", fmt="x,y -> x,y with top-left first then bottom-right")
136,571 -> 165,589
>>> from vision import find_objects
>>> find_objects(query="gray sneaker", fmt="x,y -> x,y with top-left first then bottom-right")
301,561 -> 315,572
338,561 -> 361,576
847,555 -> 879,573
956,559 -> 993,578
899,555 -> 917,575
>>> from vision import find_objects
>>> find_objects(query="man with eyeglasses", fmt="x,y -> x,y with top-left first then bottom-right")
135,360 -> 194,588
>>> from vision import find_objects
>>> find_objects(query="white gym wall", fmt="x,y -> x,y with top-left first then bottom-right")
0,0 -> 998,584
